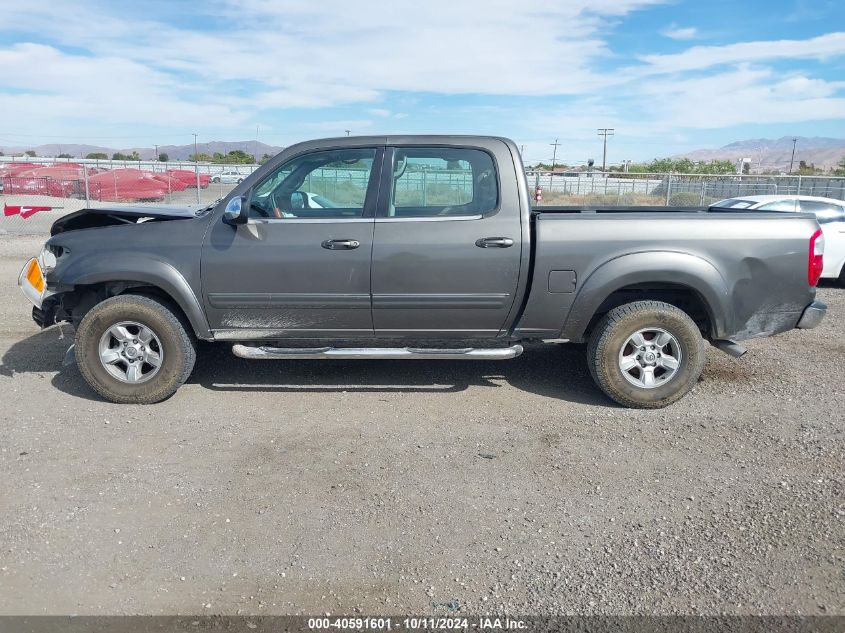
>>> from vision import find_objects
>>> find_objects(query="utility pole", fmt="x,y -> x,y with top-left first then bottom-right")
154,145 -> 158,162
789,137 -> 797,174
192,133 -> 200,204
345,129 -> 351,136
550,138 -> 561,174
597,128 -> 614,173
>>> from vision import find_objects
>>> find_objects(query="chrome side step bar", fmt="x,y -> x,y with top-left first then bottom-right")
232,344 -> 524,360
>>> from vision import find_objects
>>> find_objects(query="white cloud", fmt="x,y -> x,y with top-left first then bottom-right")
636,67 -> 845,128
0,43 -> 247,135
0,0 -> 667,98
0,1 -> 844,145
638,32 -> 845,73
661,25 -> 698,40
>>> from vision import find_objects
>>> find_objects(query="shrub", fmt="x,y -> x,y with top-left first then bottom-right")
668,192 -> 703,206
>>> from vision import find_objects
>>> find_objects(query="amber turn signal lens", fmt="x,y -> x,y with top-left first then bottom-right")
26,259 -> 44,293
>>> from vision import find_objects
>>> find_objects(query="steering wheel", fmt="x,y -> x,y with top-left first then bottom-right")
249,198 -> 272,218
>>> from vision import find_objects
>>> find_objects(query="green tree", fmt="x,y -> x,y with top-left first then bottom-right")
158,152 -> 169,162
531,161 -> 570,171
210,149 -> 256,164
796,160 -> 822,176
57,153 -> 74,159
625,157 -> 738,175
259,153 -> 273,165
86,152 -> 108,159
694,160 -> 736,175
834,156 -> 845,176
24,150 -> 36,157
189,152 -> 213,162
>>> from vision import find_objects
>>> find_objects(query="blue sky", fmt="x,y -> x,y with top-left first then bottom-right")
0,0 -> 844,165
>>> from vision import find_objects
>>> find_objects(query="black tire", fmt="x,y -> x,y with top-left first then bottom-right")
75,295 -> 196,404
212,176 -> 220,183
586,300 -> 706,409
839,265 -> 845,288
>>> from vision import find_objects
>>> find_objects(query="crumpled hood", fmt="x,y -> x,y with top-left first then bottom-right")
51,204 -> 204,235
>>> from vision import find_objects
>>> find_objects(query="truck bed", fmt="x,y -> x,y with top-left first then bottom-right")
516,208 -> 820,343
532,205 -> 707,214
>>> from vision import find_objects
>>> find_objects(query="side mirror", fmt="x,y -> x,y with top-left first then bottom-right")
222,196 -> 248,225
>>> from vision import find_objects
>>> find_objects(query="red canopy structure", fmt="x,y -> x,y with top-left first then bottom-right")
166,169 -> 210,188
151,172 -> 189,192
1,164 -> 86,197
87,169 -> 169,201
0,162 -> 42,177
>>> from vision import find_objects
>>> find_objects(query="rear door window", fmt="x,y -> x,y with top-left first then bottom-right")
386,147 -> 498,217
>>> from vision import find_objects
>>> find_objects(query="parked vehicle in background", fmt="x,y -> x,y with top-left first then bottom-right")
17,136 -> 826,408
211,171 -> 246,184
711,195 -> 845,284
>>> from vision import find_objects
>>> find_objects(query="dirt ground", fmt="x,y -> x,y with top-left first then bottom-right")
0,233 -> 842,616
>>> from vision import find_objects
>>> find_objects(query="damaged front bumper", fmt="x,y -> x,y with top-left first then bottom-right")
796,300 -> 826,330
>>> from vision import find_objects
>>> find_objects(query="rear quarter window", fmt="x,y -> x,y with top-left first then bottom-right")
388,147 -> 498,217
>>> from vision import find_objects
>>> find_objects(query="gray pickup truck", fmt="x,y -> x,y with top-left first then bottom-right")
18,135 -> 826,408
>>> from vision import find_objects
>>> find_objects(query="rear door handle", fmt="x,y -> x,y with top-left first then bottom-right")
476,237 -> 514,248
322,239 -> 360,250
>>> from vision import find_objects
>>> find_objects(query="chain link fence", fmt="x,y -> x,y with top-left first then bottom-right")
3,157 -> 845,234
528,172 -> 845,206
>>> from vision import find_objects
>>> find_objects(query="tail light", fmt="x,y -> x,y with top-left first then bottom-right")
808,228 -> 824,286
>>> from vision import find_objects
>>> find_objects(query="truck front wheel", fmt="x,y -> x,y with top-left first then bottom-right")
586,300 -> 705,408
74,295 -> 196,404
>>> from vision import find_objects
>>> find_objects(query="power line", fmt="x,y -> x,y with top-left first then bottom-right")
550,138 -> 561,173
597,128 -> 615,172
789,137 -> 798,174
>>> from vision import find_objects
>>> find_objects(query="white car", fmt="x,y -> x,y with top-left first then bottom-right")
211,171 -> 246,184
712,195 -> 845,283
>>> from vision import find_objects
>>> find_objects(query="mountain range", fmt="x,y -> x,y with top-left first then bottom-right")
3,136 -> 845,172
674,136 -> 845,172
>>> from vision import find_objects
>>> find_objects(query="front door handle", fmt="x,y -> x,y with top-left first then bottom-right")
322,239 -> 360,250
476,237 -> 514,248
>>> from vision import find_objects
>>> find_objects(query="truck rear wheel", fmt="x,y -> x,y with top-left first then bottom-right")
75,295 -> 196,404
586,300 -> 705,408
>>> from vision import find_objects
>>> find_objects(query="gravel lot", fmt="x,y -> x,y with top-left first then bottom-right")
0,232 -> 842,616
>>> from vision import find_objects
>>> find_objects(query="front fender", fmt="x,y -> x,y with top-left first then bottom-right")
560,251 -> 732,342
53,255 -> 211,339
